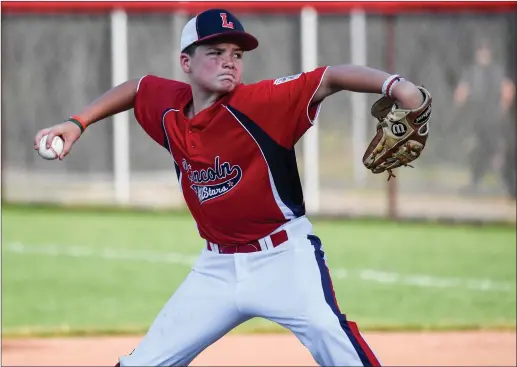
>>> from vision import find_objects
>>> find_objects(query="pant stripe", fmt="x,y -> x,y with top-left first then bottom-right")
308,235 -> 381,367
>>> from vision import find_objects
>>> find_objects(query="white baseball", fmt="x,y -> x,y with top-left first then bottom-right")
38,135 -> 64,160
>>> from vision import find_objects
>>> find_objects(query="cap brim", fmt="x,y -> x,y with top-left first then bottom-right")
193,31 -> 259,51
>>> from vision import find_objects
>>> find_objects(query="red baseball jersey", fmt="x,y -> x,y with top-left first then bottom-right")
134,66 -> 328,244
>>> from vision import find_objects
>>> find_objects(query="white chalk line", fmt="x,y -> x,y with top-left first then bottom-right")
4,242 -> 515,293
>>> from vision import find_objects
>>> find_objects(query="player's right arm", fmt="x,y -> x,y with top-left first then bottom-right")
34,75 -> 179,160
33,78 -> 140,160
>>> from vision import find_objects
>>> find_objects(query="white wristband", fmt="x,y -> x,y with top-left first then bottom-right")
382,74 -> 405,98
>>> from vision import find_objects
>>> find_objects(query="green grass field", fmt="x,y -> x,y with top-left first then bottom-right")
2,204 -> 516,337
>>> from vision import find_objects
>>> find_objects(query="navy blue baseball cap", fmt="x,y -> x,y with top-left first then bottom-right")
180,9 -> 259,52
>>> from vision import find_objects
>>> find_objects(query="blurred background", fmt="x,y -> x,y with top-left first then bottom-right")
1,1 -> 516,223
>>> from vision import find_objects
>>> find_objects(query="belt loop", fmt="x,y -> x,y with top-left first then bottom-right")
257,238 -> 268,251
207,241 -> 220,253
264,236 -> 273,250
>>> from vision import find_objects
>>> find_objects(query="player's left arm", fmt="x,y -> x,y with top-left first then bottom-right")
313,64 -> 424,110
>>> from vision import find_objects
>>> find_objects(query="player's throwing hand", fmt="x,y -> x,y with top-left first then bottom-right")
33,118 -> 85,160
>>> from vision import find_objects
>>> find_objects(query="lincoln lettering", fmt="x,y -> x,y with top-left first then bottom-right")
188,156 -> 242,204
188,157 -> 234,184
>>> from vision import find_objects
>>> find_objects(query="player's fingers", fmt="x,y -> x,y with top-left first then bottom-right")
45,130 -> 57,149
34,128 -> 51,149
59,138 -> 74,160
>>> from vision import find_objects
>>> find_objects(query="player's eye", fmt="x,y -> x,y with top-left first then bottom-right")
233,52 -> 243,59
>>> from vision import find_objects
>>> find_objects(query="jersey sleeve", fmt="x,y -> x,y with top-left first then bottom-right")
133,75 -> 185,148
230,66 -> 329,148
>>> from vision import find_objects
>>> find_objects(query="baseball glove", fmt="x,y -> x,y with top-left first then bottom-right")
363,86 -> 432,181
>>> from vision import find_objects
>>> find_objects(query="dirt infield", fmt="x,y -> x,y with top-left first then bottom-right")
2,331 -> 516,366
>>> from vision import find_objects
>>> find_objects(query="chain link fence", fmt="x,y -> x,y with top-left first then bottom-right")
2,10 -> 515,222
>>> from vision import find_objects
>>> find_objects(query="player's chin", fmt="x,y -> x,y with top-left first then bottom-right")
215,79 -> 238,93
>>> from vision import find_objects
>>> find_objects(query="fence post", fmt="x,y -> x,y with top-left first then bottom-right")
301,6 -> 319,214
172,10 -> 188,81
111,9 -> 130,205
386,14 -> 398,219
350,8 -> 368,186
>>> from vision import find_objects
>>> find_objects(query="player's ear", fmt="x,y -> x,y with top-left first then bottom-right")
180,53 -> 191,74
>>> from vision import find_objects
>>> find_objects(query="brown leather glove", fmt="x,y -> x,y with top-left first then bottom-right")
363,86 -> 432,180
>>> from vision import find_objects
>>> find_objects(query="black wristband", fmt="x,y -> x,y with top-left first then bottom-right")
67,118 -> 85,133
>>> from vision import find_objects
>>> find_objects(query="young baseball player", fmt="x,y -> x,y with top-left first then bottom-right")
34,9 -> 427,367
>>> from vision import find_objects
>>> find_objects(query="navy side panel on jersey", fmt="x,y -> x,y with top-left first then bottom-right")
173,163 -> 180,181
226,105 -> 305,217
161,108 -> 181,182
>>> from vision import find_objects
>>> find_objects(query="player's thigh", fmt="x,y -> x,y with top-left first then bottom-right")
119,254 -> 248,366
